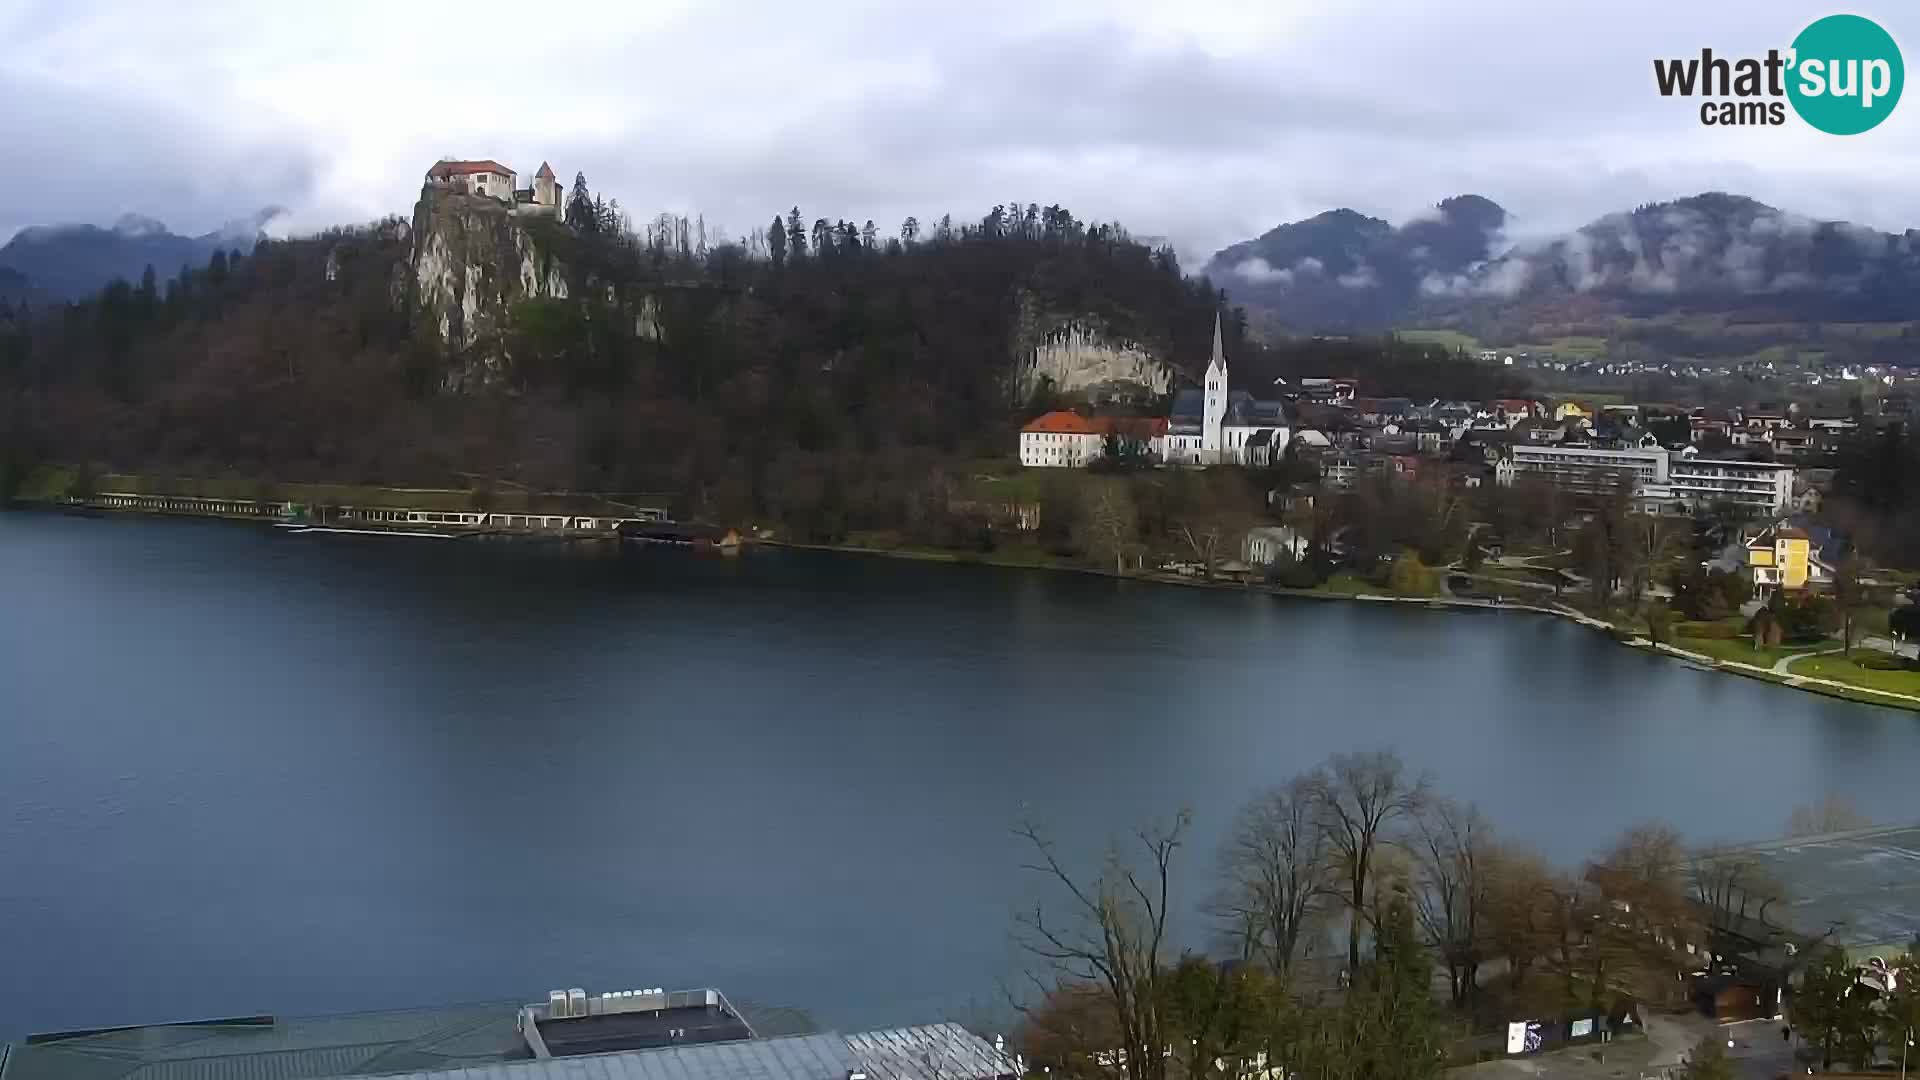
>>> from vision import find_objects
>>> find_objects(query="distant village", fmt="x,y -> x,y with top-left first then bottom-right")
1019,314 -> 1911,599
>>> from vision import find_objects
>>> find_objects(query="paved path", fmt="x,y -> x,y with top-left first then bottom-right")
1655,642 -> 1920,707
1773,647 -> 1841,674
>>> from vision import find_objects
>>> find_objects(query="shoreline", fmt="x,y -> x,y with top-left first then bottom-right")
7,503 -> 1914,713
765,539 -> 1920,714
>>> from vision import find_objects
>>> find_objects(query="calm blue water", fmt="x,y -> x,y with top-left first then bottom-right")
1,511 -> 1916,1038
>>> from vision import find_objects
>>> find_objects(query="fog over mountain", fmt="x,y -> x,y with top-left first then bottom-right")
0,209 -> 283,302
1209,192 -> 1920,336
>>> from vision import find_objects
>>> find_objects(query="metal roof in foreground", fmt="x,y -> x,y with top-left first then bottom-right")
1728,822 -> 1920,952
1,1009 -> 1013,1080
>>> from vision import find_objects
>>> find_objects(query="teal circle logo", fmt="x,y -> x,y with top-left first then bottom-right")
1788,14 -> 1903,134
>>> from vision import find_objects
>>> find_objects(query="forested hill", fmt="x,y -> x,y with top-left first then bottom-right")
0,194 -> 1227,528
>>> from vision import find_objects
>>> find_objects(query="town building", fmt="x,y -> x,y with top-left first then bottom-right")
1018,411 -> 1166,467
1502,444 -> 1794,514
1665,452 -> 1796,514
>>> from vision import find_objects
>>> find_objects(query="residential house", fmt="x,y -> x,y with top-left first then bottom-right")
1770,429 -> 1817,458
1402,418 -> 1450,455
1744,524 -> 1832,594
1492,398 -> 1540,426
1243,525 -> 1309,566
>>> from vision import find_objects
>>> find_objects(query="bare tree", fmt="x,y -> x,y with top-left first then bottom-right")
1409,796 -> 1493,1005
1690,846 -> 1789,943
1481,844 -> 1556,994
1176,521 -> 1227,580
1216,777 -> 1332,976
1013,813 -> 1189,1080
1081,479 -> 1138,576
1584,823 -> 1697,1005
1787,794 -> 1871,837
1307,751 -> 1428,972
1833,553 -> 1870,657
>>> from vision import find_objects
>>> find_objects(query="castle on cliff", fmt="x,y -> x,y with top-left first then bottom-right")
425,159 -> 562,216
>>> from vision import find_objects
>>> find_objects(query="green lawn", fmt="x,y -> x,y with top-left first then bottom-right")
1790,654 -> 1920,698
1315,574 -> 1379,597
1670,634 -> 1824,667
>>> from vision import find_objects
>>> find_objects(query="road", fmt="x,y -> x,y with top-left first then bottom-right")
1452,1014 -> 1802,1080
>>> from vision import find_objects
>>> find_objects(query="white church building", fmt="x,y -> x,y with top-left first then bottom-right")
1163,314 -> 1291,466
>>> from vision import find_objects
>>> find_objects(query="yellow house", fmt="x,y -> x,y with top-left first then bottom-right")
1746,526 -> 1813,591
1553,401 -> 1593,423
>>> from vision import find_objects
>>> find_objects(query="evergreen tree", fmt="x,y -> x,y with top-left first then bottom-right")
768,215 -> 787,266
1350,892 -> 1448,1080
786,207 -> 806,258
566,172 -> 596,233
811,218 -> 831,257
1678,1036 -> 1734,1080
860,220 -> 877,250
1795,949 -> 1876,1069
136,264 -> 158,317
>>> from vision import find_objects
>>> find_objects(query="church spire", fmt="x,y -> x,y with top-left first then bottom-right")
1210,310 -> 1224,371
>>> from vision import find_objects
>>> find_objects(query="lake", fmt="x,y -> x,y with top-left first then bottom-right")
2,511 -> 1916,1038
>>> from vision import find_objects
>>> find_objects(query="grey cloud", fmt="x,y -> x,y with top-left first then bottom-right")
0,70 -> 317,243
5,0 -> 1920,274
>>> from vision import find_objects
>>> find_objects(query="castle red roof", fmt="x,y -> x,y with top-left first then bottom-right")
428,159 -> 515,179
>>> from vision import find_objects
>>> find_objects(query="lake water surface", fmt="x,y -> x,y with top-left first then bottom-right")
2,512 -> 1916,1037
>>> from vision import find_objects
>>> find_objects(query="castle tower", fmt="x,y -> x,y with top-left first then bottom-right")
532,162 -> 561,211
1201,311 -> 1228,462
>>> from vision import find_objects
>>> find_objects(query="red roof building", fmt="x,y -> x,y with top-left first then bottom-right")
1019,413 -> 1167,467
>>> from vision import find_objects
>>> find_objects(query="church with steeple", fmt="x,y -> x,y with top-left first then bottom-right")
1163,313 -> 1291,466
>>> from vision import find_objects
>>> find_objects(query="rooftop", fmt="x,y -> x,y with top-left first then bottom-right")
1,998 -> 819,1080
427,160 -> 515,179
1726,823 -> 1920,952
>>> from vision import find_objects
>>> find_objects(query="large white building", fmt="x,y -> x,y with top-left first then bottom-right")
1019,411 -> 1167,468
1164,314 -> 1290,466
1503,443 -> 1794,514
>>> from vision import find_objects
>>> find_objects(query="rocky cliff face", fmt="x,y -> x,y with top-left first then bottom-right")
1013,301 -> 1176,401
407,189 -> 569,386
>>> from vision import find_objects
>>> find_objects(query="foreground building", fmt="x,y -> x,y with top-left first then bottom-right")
2,985 -> 1020,1080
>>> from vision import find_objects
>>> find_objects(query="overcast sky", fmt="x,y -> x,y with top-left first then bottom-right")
2,0 -> 1916,266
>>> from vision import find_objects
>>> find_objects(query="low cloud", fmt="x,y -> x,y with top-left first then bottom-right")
1232,257 -> 1290,284
1335,263 -> 1378,288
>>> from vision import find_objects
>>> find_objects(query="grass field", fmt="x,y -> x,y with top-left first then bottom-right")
1670,634 -> 1823,667
1790,653 -> 1920,697
1397,328 -> 1482,353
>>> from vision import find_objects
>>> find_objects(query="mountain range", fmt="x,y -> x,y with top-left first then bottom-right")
1206,192 -> 1920,357
0,209 -> 282,303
